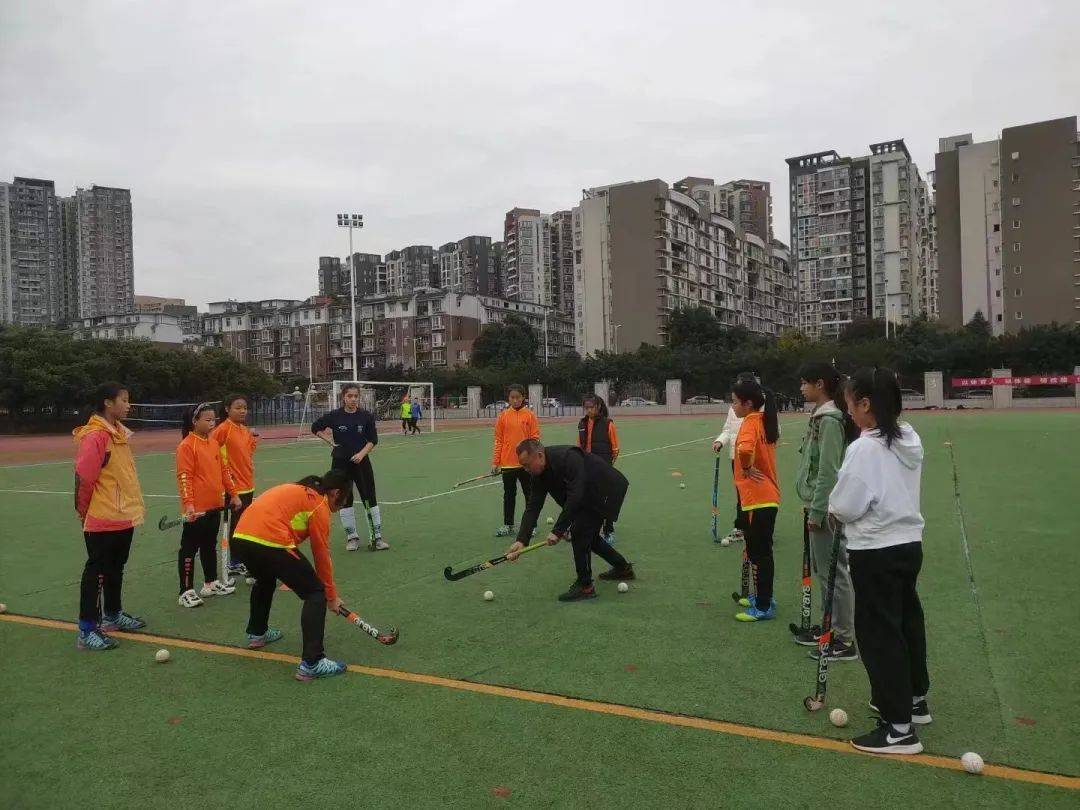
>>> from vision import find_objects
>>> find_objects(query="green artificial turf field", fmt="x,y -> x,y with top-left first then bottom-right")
2,411 -> 1078,807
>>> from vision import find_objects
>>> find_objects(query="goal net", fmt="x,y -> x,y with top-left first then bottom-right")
296,380 -> 435,439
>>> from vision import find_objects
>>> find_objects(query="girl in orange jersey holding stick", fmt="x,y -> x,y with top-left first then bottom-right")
212,394 -> 259,580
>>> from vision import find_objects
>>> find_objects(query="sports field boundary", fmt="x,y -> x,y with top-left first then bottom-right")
2,611 -> 1076,792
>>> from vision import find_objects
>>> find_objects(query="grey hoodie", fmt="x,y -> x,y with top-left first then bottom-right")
828,422 -> 925,551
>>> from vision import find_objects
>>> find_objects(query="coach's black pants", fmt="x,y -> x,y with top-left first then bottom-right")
501,468 -> 532,527
569,510 -> 629,587
79,528 -> 134,624
850,542 -> 929,726
332,456 -> 378,508
742,506 -> 777,607
178,510 -> 221,593
231,538 -> 328,665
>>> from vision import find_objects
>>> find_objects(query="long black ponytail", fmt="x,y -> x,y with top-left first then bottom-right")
847,367 -> 903,447
731,380 -> 779,444
797,361 -> 860,444
582,393 -> 610,419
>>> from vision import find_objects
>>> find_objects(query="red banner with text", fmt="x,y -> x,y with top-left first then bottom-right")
951,375 -> 1080,387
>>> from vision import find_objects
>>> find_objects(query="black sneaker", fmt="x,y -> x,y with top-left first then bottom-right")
598,564 -> 635,581
557,582 -> 597,602
869,699 -> 933,725
809,638 -> 859,662
792,625 -> 822,646
851,719 -> 923,755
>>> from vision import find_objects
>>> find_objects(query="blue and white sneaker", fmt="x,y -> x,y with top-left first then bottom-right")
227,562 -> 249,577
735,599 -> 777,622
77,629 -> 119,651
100,611 -> 146,632
295,657 -> 347,681
247,628 -> 283,649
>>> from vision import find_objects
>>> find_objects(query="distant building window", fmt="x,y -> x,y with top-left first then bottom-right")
1011,197 -> 1021,207
1014,266 -> 1022,275
1015,288 -> 1022,297
1011,173 -> 1019,182
1013,242 -> 1021,252
1015,311 -> 1023,320
993,224 -> 1000,232
1011,151 -> 1020,160
1012,219 -> 1021,229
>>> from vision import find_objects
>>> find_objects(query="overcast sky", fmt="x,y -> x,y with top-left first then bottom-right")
2,1 -> 1077,308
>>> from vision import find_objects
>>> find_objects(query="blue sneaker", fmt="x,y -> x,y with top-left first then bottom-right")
247,628 -> 283,649
101,611 -> 146,632
227,562 -> 249,577
295,657 -> 347,681
77,629 -> 119,651
735,599 -> 777,622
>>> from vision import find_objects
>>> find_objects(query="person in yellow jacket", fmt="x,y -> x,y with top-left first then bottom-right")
72,383 -> 146,650
400,397 -> 411,434
491,384 -> 541,536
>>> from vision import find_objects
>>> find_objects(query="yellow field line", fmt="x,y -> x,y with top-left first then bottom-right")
2,612 -> 1076,792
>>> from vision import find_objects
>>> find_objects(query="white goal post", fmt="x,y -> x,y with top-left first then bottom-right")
297,380 -> 435,439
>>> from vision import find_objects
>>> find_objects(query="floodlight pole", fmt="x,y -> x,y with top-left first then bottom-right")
337,213 -> 363,376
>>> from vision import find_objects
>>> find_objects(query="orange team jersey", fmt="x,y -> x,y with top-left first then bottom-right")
176,432 -> 237,513
492,405 -> 541,468
232,483 -> 338,600
733,411 -> 780,510
211,419 -> 258,494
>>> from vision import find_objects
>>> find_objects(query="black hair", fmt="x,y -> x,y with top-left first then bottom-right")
295,469 -> 352,494
181,403 -> 217,438
797,362 -> 860,444
507,384 -> 525,397
847,367 -> 903,447
221,394 -> 248,420
736,371 -> 757,383
340,382 -> 360,398
582,393 -> 610,419
91,382 -> 127,414
731,380 -> 779,444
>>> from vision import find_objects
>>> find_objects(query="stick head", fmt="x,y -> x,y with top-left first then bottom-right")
158,515 -> 169,531
377,627 -> 399,645
804,695 -> 825,712
443,566 -> 455,580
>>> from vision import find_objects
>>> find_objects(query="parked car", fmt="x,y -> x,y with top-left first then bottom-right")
484,400 -> 509,411
542,397 -> 561,409
619,396 -> 658,407
684,395 -> 723,404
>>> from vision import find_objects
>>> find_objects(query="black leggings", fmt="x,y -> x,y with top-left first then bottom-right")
501,468 -> 532,526
569,509 -> 629,587
732,461 -> 747,531
333,456 -> 378,508
79,528 -> 134,623
850,543 -> 930,725
178,510 -> 221,593
225,491 -> 254,542
231,538 -> 327,665
742,506 -> 777,606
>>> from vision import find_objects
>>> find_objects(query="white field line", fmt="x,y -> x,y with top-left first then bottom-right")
381,435 -> 711,506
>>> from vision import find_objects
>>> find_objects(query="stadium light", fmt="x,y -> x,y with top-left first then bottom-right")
336,213 -> 363,375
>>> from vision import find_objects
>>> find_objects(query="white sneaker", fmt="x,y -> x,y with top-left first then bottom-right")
345,536 -> 361,552
200,580 -> 236,597
178,589 -> 204,608
372,537 -> 390,551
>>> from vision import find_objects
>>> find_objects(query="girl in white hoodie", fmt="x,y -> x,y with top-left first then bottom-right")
712,372 -> 757,543
829,367 -> 929,757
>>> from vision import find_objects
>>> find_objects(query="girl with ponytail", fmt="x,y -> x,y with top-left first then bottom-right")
729,379 -> 781,623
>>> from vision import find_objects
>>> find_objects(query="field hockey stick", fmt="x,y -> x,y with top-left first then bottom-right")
804,525 -> 842,711
336,604 -> 399,645
710,455 -> 720,543
789,510 -> 813,636
443,540 -> 548,581
158,505 -> 230,531
731,545 -> 754,603
453,471 -> 499,489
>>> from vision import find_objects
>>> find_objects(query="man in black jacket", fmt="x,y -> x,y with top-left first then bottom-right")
505,439 -> 635,601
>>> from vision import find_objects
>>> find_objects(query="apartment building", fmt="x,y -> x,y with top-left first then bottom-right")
384,245 -> 436,297
571,178 -> 796,356
503,208 -> 544,304
787,141 -> 932,339
934,115 -> 1079,333
72,185 -> 135,319
436,236 -> 500,296
0,177 -> 62,325
134,294 -> 199,338
72,311 -> 182,345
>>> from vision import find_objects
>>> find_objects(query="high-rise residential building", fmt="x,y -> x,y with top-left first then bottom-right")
0,177 -> 62,325
72,185 -> 135,319
543,211 -> 576,317
571,178 -> 796,356
347,252 -> 382,299
58,196 -> 79,322
317,256 -> 344,297
503,208 -> 545,304
384,245 -> 436,296
437,236 -> 499,296
934,115 -> 1079,333
787,141 -> 932,339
